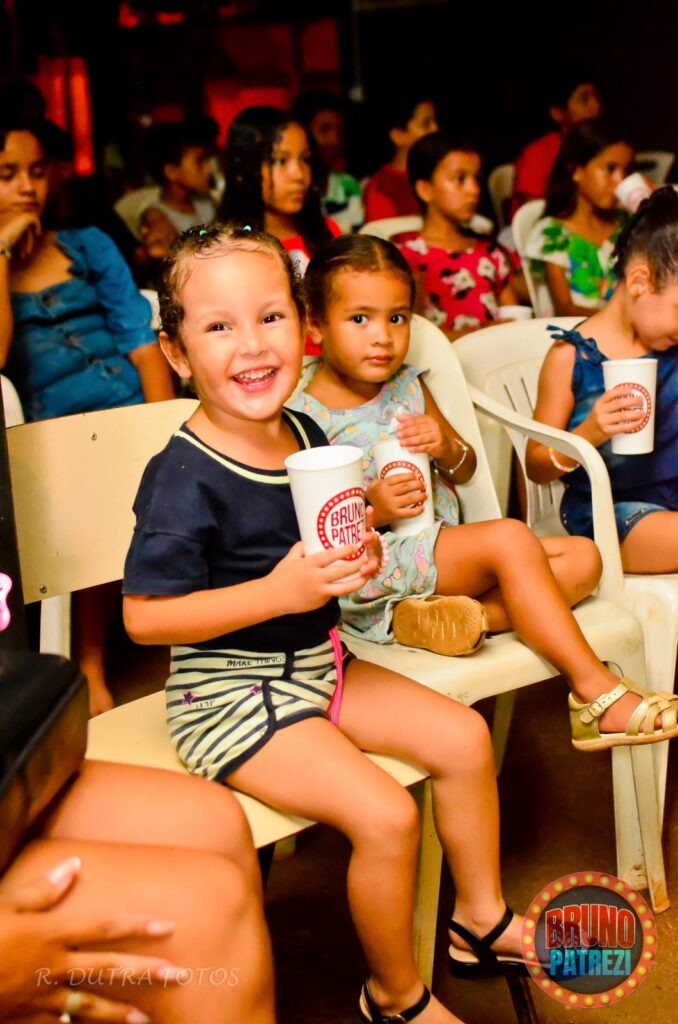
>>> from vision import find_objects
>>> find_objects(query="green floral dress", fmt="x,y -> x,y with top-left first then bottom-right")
525,216 -> 622,309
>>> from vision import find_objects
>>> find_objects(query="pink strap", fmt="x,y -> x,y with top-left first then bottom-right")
327,626 -> 344,726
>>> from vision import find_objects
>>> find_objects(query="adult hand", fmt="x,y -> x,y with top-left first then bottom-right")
0,856 -> 185,1022
0,211 -> 41,260
583,385 -> 646,446
366,474 -> 427,526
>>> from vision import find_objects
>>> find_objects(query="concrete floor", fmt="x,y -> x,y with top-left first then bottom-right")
110,637 -> 678,1024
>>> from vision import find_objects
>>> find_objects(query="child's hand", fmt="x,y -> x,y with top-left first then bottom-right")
269,541 -> 372,612
396,413 -> 452,461
585,386 -> 647,446
360,506 -> 388,579
367,474 -> 427,526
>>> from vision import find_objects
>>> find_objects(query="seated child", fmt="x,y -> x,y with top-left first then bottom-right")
525,119 -> 633,315
292,233 -> 678,750
144,119 -> 216,234
512,68 -> 601,216
399,132 -> 522,340
123,223 -> 535,1024
293,89 -> 364,233
526,187 -> 678,574
364,93 -> 438,223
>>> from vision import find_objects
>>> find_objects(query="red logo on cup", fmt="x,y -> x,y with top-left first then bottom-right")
317,487 -> 366,559
380,459 -> 426,491
618,382 -> 652,433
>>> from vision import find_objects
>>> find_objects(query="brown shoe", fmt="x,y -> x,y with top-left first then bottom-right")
393,595 -> 488,656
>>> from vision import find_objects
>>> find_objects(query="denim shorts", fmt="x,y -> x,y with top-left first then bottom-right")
561,497 -> 665,543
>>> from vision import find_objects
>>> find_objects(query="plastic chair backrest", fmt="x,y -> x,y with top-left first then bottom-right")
511,199 -> 552,316
406,315 -> 502,525
487,163 -> 515,228
7,398 -> 198,603
454,317 -> 581,534
360,215 -> 423,240
635,150 -> 675,185
1,376 -> 25,427
114,186 -> 161,238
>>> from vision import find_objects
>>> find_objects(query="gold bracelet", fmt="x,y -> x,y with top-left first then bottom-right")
548,447 -> 579,474
437,437 -> 469,480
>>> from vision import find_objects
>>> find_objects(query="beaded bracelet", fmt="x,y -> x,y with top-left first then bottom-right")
548,447 -> 579,474
437,437 -> 469,481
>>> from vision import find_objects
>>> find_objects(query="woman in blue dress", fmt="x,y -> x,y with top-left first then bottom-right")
0,115 -> 175,712
526,187 -> 678,574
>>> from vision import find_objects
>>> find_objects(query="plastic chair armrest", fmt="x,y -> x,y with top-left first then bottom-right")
469,386 -> 625,599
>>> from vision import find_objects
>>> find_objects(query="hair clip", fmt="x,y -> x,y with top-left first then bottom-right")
198,228 -> 208,236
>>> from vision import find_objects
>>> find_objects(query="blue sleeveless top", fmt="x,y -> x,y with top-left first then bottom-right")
552,325 -> 678,517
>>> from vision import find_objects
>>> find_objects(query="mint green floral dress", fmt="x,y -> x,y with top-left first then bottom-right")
290,362 -> 460,643
525,216 -> 622,309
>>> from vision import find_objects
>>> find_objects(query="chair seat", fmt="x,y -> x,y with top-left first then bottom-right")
344,597 -> 643,704
86,698 -> 427,849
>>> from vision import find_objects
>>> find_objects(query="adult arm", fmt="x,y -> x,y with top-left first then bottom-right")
0,212 -> 41,366
128,342 -> 175,402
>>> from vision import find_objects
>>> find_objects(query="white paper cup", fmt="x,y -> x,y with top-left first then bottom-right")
372,439 -> 434,537
615,173 -> 652,213
285,445 -> 366,568
601,358 -> 658,454
497,304 -> 533,321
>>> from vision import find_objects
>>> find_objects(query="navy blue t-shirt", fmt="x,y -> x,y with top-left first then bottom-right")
123,408 -> 340,652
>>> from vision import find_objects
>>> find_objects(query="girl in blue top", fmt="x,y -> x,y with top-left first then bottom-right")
527,187 -> 678,574
0,116 -> 175,715
123,223 -> 537,1024
298,233 -> 678,752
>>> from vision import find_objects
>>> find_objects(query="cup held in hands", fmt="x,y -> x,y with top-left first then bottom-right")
285,445 -> 366,562
373,439 -> 435,537
615,173 -> 652,213
601,357 -> 658,455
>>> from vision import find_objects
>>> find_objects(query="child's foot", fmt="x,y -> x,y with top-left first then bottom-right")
570,676 -> 678,751
360,981 -> 465,1023
393,595 -> 488,656
448,904 -> 527,977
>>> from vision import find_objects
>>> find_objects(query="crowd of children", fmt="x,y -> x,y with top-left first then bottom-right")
1,68 -> 678,1024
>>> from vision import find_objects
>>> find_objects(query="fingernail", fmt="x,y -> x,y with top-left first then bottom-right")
146,919 -> 175,936
47,857 -> 81,884
126,1012 -> 151,1024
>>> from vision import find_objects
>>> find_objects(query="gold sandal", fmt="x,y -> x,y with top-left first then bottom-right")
569,677 -> 678,751
393,594 -> 488,657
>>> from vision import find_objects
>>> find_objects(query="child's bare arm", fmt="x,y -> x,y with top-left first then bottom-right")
395,382 -> 476,484
124,541 -> 368,645
526,343 -> 577,481
545,264 -> 597,317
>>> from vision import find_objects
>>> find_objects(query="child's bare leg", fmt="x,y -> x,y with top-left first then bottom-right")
481,535 -> 602,632
4,837 -> 275,1024
74,582 -> 120,716
339,659 -> 523,960
621,510 -> 678,573
433,519 -> 644,733
229,718 -> 463,1024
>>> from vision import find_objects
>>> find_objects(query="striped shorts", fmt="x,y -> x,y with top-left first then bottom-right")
166,638 -> 341,781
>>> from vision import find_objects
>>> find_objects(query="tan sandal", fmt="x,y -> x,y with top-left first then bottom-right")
393,594 -> 488,657
569,676 -> 678,751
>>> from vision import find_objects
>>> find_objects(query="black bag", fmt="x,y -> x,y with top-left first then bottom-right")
0,650 -> 89,872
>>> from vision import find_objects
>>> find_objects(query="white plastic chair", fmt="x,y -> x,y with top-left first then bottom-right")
360,215 -> 423,240
114,186 -> 161,238
511,199 -> 553,316
635,151 -> 675,185
487,163 -> 515,228
456,317 -> 678,910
